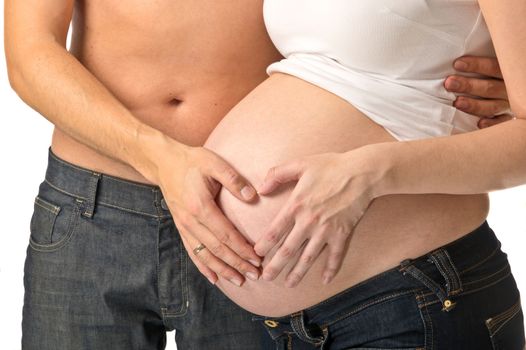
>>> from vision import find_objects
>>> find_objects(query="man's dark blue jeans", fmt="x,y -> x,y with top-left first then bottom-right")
22,147 -> 264,349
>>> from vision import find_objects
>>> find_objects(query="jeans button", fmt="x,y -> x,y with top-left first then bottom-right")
264,320 -> 279,328
160,198 -> 169,211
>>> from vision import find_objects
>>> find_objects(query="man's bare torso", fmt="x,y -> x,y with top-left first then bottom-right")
52,0 -> 282,183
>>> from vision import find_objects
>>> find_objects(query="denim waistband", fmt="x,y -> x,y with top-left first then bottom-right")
408,219 -> 500,275
44,147 -> 171,219
255,220 -> 501,341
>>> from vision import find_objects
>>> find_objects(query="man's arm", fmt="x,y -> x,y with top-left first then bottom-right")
5,0 -> 261,285
5,0 -> 149,171
445,56 -> 514,128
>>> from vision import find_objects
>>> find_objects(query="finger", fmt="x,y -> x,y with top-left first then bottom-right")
197,220 -> 262,282
321,238 -> 348,285
254,197 -> 297,257
199,199 -> 262,267
285,238 -> 327,288
257,159 -> 306,195
185,216 -> 260,285
454,56 -> 503,79
193,242 -> 246,286
478,114 -> 514,129
177,215 -> 243,285
454,97 -> 511,118
208,153 -> 257,202
179,232 -> 219,285
444,75 -> 508,100
261,222 -> 310,281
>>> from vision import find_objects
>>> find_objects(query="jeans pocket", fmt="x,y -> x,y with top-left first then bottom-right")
485,298 -> 525,350
29,195 -> 81,252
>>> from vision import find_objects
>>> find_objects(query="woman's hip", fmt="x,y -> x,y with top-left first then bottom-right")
254,220 -> 525,349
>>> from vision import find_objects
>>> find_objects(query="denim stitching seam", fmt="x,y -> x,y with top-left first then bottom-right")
463,265 -> 510,286
419,299 -> 441,308
402,264 -> 447,304
44,179 -> 89,201
45,179 -> 170,219
487,299 -> 521,329
322,289 -> 419,328
83,172 -> 101,218
461,271 -> 511,296
430,250 -> 461,296
290,312 -> 322,345
442,249 -> 463,294
162,237 -> 189,317
28,202 -> 81,252
34,196 -> 61,214
419,271 -> 513,310
460,246 -> 499,274
155,218 -> 164,324
432,250 -> 462,294
153,189 -> 163,218
487,299 -> 522,336
98,201 -> 169,219
429,254 -> 450,291
416,291 -> 434,350
424,293 -> 434,350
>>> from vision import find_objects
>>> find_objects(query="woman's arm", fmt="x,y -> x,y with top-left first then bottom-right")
374,118 -> 526,197
255,118 -> 526,288
374,0 -> 526,197
253,0 -> 526,286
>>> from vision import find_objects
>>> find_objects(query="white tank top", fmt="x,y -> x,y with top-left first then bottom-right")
263,0 -> 496,140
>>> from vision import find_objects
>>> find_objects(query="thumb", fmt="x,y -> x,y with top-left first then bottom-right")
257,159 -> 306,195
210,156 -> 257,202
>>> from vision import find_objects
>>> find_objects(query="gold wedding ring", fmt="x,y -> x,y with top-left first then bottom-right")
193,243 -> 207,256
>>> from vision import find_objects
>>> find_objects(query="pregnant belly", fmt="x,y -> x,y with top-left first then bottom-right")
201,73 -> 489,317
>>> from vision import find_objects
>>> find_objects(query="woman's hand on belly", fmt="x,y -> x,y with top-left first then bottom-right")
254,146 -> 389,287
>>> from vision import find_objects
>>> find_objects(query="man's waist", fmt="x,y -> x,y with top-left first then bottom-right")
45,145 -> 170,219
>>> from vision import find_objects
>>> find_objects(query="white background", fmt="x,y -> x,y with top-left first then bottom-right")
1,2 -> 525,349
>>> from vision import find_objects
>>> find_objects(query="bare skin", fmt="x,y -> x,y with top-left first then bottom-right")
198,13 -> 525,314
249,0 -> 526,300
202,74 -> 490,315
5,0 -> 284,286
5,0 -> 509,293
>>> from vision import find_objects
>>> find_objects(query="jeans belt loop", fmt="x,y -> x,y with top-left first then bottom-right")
82,171 -> 101,219
429,248 -> 463,296
290,311 -> 326,346
400,259 -> 451,310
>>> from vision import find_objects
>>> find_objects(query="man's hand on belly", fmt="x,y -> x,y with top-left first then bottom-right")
146,139 -> 263,286
445,56 -> 514,127
5,0 -> 265,289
